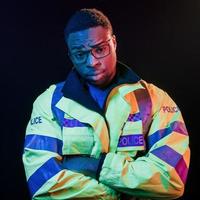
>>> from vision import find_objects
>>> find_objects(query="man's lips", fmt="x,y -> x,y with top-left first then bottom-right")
86,71 -> 105,79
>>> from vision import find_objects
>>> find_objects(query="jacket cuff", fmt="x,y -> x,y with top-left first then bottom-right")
99,152 -> 132,184
101,152 -> 127,170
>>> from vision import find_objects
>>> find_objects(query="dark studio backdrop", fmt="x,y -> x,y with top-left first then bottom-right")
1,0 -> 199,199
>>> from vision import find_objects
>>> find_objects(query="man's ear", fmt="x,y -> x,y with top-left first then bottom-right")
112,35 -> 117,50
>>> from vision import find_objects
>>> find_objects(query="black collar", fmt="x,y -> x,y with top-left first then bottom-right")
61,62 -> 141,115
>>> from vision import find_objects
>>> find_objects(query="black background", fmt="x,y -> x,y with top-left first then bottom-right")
1,0 -> 199,199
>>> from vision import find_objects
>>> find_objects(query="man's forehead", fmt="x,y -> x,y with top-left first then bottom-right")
67,26 -> 111,49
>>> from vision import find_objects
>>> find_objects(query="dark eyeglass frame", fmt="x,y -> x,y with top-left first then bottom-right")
68,38 -> 112,64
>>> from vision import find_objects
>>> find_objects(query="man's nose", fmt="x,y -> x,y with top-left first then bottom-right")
86,52 -> 99,67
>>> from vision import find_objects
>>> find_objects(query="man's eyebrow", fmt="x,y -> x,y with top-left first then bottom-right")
90,40 -> 107,48
70,45 -> 85,51
70,40 -> 108,51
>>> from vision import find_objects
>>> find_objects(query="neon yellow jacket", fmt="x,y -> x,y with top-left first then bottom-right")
23,64 -> 190,199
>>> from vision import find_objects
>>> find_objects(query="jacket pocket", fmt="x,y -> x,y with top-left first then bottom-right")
62,118 -> 94,155
117,120 -> 145,157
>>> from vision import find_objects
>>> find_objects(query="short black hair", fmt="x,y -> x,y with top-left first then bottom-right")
64,8 -> 113,43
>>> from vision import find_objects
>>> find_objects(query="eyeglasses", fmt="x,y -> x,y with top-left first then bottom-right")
69,38 -> 112,64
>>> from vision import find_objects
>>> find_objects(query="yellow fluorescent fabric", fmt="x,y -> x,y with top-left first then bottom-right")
23,85 -> 118,199
23,79 -> 190,199
99,81 -> 190,199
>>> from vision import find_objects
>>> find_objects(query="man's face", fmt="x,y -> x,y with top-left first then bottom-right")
67,26 -> 117,87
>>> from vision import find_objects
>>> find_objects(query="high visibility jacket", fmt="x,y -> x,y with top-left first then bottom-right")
23,64 -> 190,200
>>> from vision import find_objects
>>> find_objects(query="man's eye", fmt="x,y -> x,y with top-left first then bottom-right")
95,46 -> 106,54
74,52 -> 85,58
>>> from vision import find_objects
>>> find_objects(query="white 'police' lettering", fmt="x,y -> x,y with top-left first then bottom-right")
31,116 -> 42,125
118,135 -> 144,147
162,106 -> 179,113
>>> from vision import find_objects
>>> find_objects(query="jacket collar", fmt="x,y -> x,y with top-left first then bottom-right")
61,61 -> 141,115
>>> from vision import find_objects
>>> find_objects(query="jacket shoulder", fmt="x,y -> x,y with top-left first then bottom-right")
139,80 -> 165,96
138,80 -> 170,113
34,81 -> 64,104
32,83 -> 63,117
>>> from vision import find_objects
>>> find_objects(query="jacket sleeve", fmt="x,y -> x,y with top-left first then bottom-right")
99,84 -> 190,199
22,85 -> 118,200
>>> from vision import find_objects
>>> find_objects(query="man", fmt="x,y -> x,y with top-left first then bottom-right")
23,8 -> 190,200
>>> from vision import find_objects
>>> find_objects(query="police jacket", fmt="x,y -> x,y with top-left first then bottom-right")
23,63 -> 190,200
